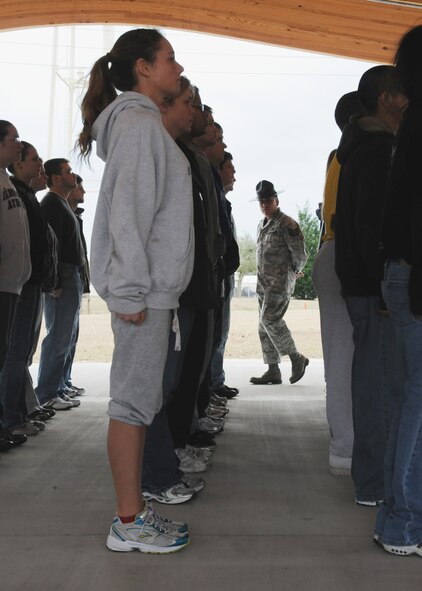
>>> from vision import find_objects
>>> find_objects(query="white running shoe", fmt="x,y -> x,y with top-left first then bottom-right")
60,393 -> 81,407
106,503 -> 189,553
383,542 -> 422,557
43,396 -> 73,411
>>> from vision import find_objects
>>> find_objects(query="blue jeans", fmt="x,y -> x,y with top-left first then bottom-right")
210,275 -> 234,390
36,267 -> 83,404
142,307 -> 195,492
61,307 -> 80,390
345,295 -> 389,502
0,282 -> 41,429
375,261 -> 422,546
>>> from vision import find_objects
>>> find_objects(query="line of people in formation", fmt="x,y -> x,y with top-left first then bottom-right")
4,23 -> 422,559
0,28 -> 244,554
0,147 -> 90,442
314,25 -> 422,558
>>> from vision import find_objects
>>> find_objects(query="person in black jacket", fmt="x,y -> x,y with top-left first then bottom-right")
61,175 -> 90,398
36,158 -> 85,411
335,65 -> 408,507
142,78 -> 221,503
0,142 -> 53,436
374,25 -> 422,558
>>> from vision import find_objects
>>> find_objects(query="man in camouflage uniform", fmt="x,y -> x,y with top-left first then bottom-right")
250,180 -> 309,385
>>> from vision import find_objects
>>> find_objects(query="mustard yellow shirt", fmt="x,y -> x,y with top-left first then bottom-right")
321,154 -> 341,242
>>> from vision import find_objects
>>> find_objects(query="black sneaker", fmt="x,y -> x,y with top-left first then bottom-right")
1,428 -> 28,447
41,406 -> 56,418
214,385 -> 239,399
29,410 -> 51,422
0,429 -> 15,451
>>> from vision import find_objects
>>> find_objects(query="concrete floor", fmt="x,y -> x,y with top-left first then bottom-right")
1,359 -> 421,591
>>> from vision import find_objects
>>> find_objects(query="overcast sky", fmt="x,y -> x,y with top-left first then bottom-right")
0,24 -> 378,248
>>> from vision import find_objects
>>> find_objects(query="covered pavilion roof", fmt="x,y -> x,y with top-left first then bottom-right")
1,1 -> 422,62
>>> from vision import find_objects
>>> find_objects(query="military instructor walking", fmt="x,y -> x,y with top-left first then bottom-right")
250,180 -> 309,386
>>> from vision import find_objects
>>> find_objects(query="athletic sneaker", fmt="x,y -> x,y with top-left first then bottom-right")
146,502 -> 189,535
207,404 -> 229,418
199,416 -> 224,434
65,381 -> 86,395
106,503 -> 189,553
31,420 -> 46,431
382,542 -> 422,557
29,410 -> 50,422
63,386 -> 79,399
210,393 -> 227,407
40,406 -> 56,418
143,482 -> 195,505
181,473 -> 206,494
186,444 -> 213,461
354,497 -> 383,507
44,396 -> 73,411
60,393 -> 81,407
12,421 -> 40,436
175,447 -> 208,473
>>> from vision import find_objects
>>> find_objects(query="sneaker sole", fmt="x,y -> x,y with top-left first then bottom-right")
180,464 -> 208,474
328,465 -> 351,476
383,543 -> 422,557
106,535 -> 189,553
354,499 -> 383,507
250,380 -> 282,385
143,491 -> 195,505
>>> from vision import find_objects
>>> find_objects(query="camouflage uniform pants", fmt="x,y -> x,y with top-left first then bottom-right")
257,290 -> 297,364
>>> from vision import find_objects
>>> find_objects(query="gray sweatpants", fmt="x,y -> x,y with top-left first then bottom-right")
108,308 -> 171,427
312,239 -> 354,459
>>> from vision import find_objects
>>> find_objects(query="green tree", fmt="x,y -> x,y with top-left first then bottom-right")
236,234 -> 256,295
293,201 -> 320,300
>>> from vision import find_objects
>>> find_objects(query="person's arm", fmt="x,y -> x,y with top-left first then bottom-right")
91,112 -> 166,316
407,133 -> 422,316
41,196 -> 64,291
284,219 -> 307,273
354,138 -> 393,292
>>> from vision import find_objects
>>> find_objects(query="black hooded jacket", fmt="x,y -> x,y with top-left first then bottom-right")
334,116 -> 395,297
382,101 -> 422,315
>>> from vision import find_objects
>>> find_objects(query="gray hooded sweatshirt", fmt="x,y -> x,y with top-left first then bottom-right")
90,91 -> 194,314
0,168 -> 31,294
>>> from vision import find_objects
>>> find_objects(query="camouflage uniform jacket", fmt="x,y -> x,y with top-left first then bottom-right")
256,208 -> 307,296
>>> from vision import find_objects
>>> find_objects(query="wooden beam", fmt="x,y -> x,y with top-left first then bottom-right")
1,0 -> 422,62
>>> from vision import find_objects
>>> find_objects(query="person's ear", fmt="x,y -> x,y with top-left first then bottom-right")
135,57 -> 151,79
159,102 -> 169,115
378,91 -> 391,112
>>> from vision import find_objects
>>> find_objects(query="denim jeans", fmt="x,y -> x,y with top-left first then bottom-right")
0,292 -> 18,374
375,261 -> 422,546
210,275 -> 234,390
61,306 -> 80,390
345,295 -> 389,502
0,282 -> 41,429
36,267 -> 83,404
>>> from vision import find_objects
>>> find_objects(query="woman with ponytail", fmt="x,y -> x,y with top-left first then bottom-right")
78,29 -> 194,554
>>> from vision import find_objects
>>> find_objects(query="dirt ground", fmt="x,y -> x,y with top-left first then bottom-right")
34,295 -> 323,362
